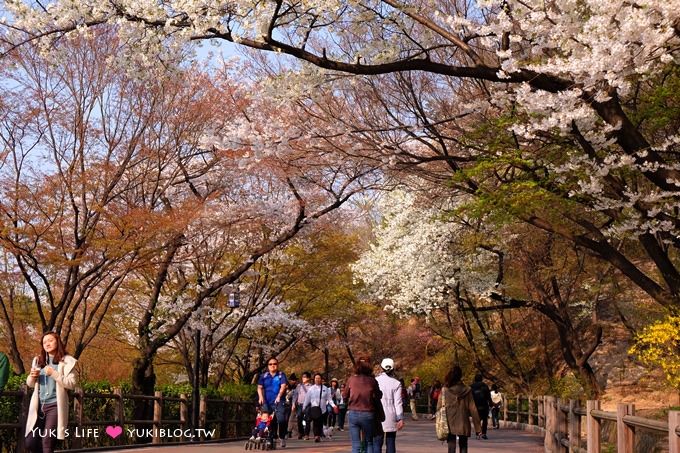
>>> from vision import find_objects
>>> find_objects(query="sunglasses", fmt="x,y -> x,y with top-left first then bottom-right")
268,362 -> 278,366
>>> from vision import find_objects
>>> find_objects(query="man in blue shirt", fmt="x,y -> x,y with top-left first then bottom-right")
258,357 -> 288,448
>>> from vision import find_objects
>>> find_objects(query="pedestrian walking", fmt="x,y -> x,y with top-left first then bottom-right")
257,357 -> 289,448
327,378 -> 341,428
470,374 -> 492,439
438,365 -> 481,453
0,351 -> 9,452
25,332 -> 78,453
292,371 -> 312,439
428,380 -> 442,419
343,356 -> 382,453
302,373 -> 337,442
490,384 -> 503,429
285,373 -> 298,438
338,383 -> 348,431
406,378 -> 420,420
373,358 -> 404,453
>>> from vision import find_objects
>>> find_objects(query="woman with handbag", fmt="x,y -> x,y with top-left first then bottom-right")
342,356 -> 382,453
437,365 -> 481,453
302,373 -> 337,442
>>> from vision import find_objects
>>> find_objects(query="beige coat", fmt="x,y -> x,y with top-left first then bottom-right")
437,384 -> 482,437
25,355 -> 78,440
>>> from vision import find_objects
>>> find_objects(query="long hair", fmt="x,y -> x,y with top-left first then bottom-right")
37,332 -> 67,368
444,365 -> 463,388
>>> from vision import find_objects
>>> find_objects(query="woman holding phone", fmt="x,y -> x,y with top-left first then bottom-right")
25,332 -> 78,453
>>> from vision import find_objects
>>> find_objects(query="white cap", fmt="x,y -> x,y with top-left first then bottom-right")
381,358 -> 394,371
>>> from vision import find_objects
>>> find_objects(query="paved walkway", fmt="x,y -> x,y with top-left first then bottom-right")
112,419 -> 544,453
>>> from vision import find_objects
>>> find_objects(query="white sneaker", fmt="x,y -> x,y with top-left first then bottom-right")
281,438 -> 286,448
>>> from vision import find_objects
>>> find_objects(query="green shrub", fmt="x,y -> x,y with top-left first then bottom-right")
548,374 -> 584,400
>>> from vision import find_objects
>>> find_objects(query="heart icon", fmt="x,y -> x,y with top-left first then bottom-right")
105,425 -> 123,439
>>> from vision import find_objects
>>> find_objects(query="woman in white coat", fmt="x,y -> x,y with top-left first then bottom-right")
25,332 -> 78,453
302,373 -> 337,442
374,358 -> 404,453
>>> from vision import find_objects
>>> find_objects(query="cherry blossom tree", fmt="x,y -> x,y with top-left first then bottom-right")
354,189 -> 499,316
3,1 -> 680,392
4,0 -> 673,309
168,258 -> 311,387
355,188 -> 618,395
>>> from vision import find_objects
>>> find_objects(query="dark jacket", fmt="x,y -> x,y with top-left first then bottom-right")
437,384 -> 482,437
470,381 -> 492,412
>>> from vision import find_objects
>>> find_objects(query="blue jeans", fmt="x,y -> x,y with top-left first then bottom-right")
338,406 -> 347,429
491,406 -> 500,428
266,401 -> 287,440
374,431 -> 396,453
349,410 -> 375,453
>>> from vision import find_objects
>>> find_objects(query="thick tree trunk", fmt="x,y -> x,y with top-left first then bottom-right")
577,362 -> 601,399
464,298 -> 531,392
132,355 -> 157,443
548,316 -> 602,398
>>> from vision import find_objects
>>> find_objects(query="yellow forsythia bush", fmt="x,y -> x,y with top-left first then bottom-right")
629,316 -> 680,390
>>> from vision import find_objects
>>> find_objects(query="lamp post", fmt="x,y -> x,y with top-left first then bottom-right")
228,281 -> 240,308
192,328 -> 200,441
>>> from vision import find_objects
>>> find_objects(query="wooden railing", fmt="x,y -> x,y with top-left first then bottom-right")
501,395 -> 680,453
0,385 -> 255,452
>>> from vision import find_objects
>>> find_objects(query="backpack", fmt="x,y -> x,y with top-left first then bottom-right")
471,383 -> 489,408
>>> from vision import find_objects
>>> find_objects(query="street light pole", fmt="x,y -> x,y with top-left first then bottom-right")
192,328 -> 200,441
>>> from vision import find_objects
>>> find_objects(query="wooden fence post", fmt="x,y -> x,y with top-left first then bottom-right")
179,393 -> 188,442
199,395 -> 207,441
152,391 -> 162,444
616,403 -> 634,453
669,410 -> 679,453
114,388 -> 124,445
516,395 -> 521,423
503,395 -> 508,423
539,396 -> 545,429
544,396 -> 556,452
528,396 -> 534,427
72,387 -> 84,449
568,399 -> 580,452
558,398 -> 569,452
586,400 -> 600,453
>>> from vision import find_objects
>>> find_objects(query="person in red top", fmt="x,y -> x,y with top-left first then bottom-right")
429,380 -> 442,419
342,356 -> 382,453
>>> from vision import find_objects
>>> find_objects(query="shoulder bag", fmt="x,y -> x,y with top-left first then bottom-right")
435,388 -> 450,441
307,386 -> 323,420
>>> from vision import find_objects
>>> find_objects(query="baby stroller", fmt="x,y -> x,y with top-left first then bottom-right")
245,407 -> 275,450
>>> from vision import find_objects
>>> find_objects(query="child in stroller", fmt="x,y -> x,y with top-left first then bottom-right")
245,406 -> 275,450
